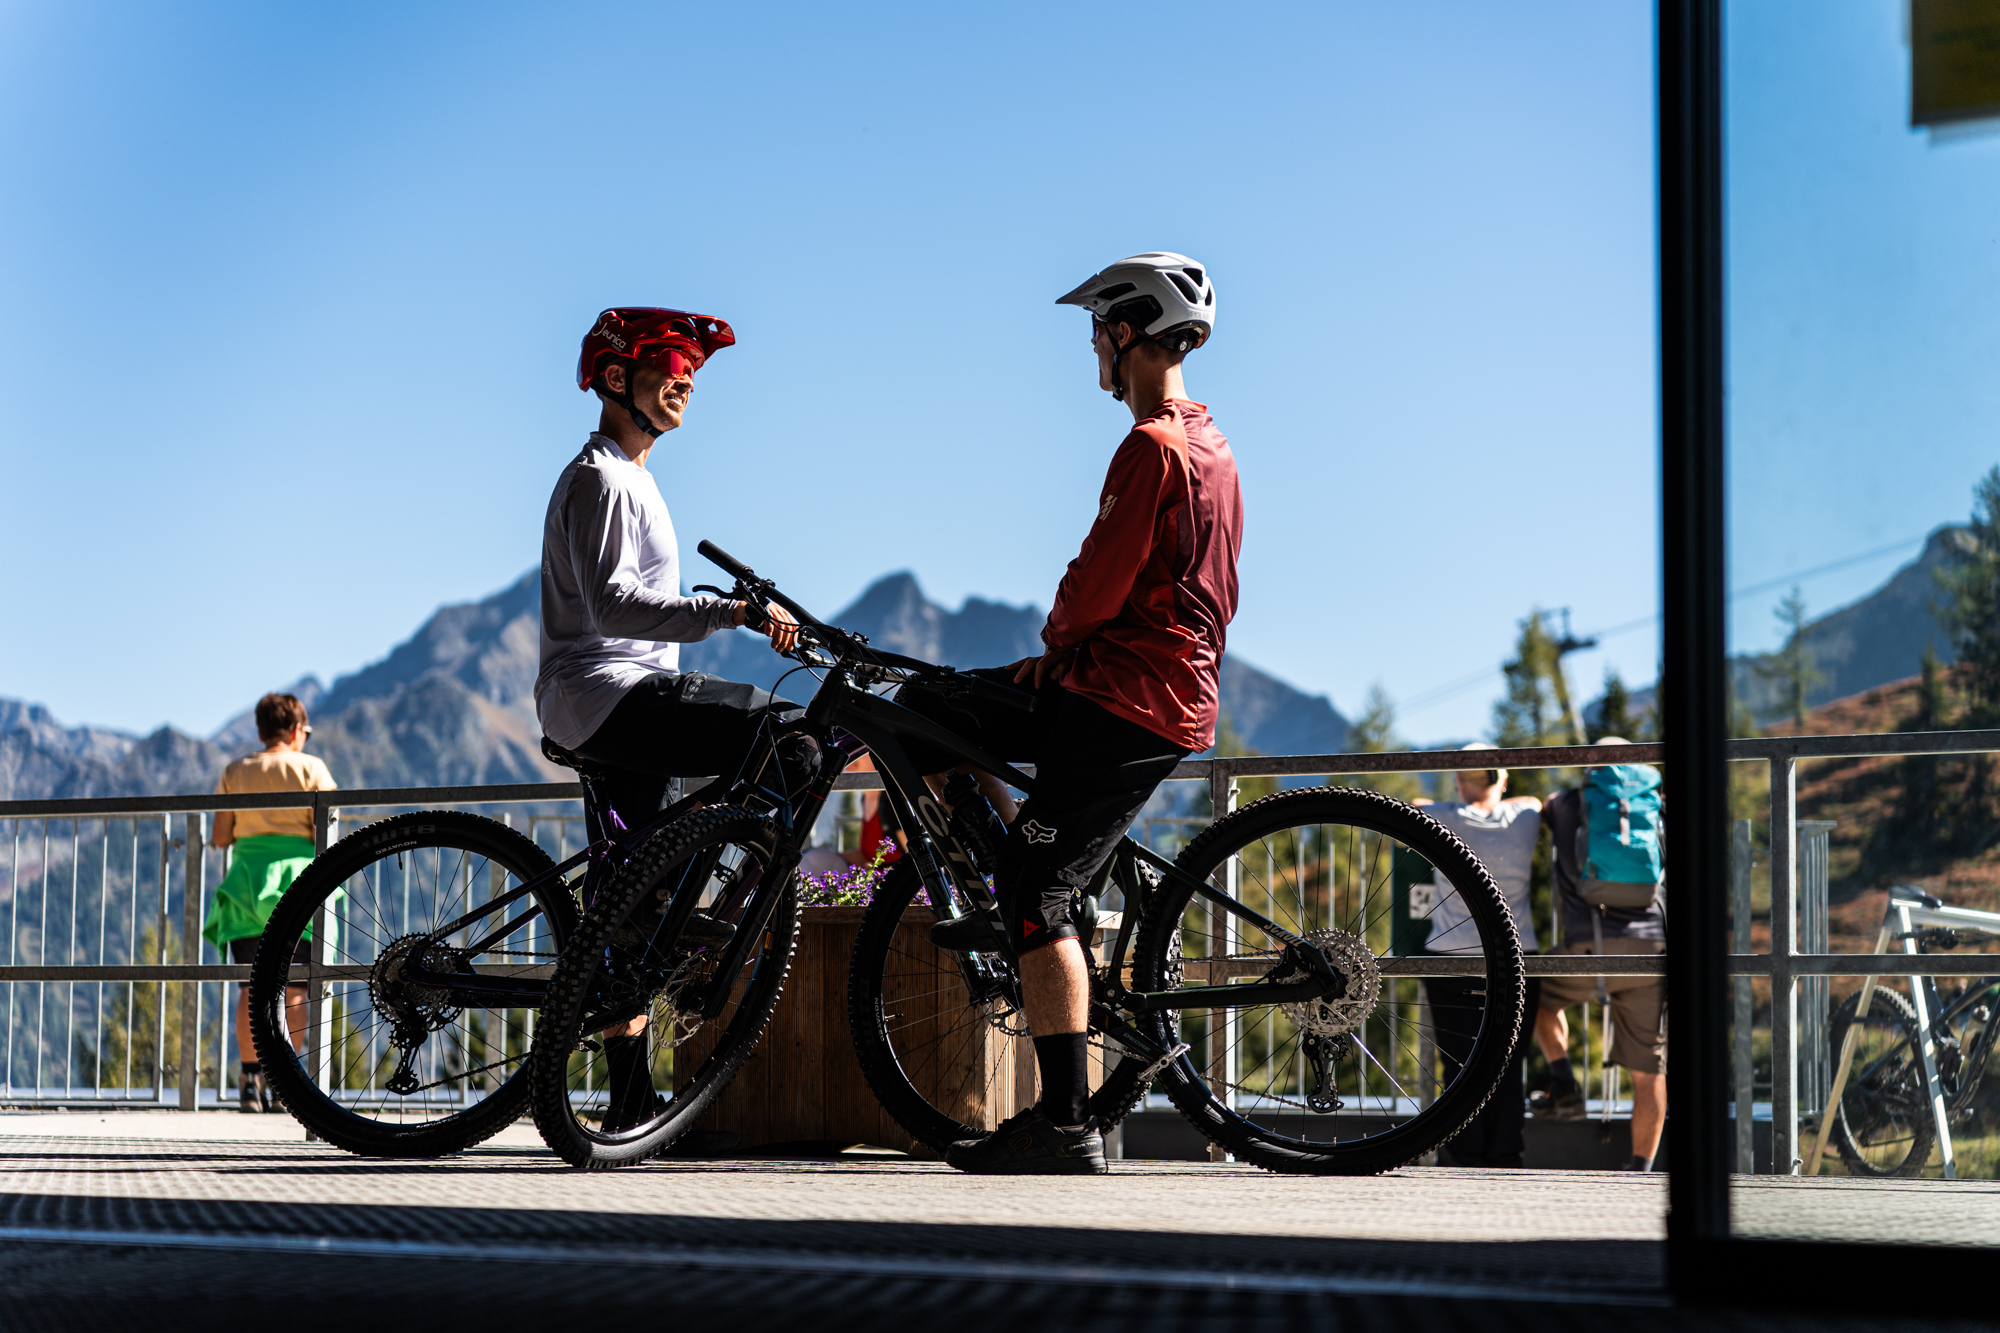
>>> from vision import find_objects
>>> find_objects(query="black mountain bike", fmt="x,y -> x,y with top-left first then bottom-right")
245,735 -> 769,1157
524,544 -> 1527,1174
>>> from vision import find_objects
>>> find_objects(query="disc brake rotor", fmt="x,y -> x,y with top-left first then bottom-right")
1277,928 -> 1381,1041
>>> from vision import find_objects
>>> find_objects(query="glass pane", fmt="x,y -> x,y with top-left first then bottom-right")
1726,0 -> 2000,1238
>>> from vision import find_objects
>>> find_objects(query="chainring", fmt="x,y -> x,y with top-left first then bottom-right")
1277,928 -> 1381,1040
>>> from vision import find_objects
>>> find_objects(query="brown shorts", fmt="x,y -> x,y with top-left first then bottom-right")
1537,938 -> 1666,1076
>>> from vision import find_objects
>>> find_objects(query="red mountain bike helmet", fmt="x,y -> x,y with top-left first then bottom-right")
576,307 -> 736,392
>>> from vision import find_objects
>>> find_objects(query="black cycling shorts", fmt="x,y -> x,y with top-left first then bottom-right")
897,670 -> 1187,955
575,671 -> 807,830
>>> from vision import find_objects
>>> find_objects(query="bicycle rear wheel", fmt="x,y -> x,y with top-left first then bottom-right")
530,806 -> 799,1169
249,810 -> 569,1158
1829,986 -> 1937,1177
1133,786 -> 1524,1175
846,858 -> 1152,1155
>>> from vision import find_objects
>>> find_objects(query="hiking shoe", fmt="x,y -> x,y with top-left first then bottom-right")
1530,1086 -> 1586,1121
945,1107 -> 1108,1176
928,912 -> 1006,954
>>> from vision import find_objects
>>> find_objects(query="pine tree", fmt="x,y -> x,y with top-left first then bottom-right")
1940,466 -> 2000,728
1910,641 -> 1951,733
1596,668 -> 1634,741
1493,609 -> 1566,801
1754,586 -> 1824,727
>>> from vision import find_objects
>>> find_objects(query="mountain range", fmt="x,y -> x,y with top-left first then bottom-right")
0,572 -> 1352,800
2,523 -> 1974,802
1728,525 -> 1967,721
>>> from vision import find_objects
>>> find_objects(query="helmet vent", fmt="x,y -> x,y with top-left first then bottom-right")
1166,271 -> 1201,303
1095,282 -> 1137,302
1183,268 -> 1204,286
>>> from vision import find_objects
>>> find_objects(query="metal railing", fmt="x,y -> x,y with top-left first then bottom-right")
4,730 -> 1996,1177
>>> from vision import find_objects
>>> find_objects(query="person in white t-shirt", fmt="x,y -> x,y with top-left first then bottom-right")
1412,742 -> 1541,1167
536,307 -> 802,1139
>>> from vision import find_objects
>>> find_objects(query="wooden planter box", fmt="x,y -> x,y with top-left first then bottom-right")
675,905 -> 1036,1154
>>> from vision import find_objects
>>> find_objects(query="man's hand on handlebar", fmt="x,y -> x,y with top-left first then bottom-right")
1009,648 -> 1074,690
735,600 -> 800,654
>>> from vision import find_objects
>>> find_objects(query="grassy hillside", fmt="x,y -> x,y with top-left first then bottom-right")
1741,665 -> 2000,949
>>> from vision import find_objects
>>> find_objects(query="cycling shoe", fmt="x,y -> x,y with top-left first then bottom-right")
945,1106 -> 1108,1175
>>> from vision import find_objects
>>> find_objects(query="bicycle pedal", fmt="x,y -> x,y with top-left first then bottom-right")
1133,1041 -> 1191,1086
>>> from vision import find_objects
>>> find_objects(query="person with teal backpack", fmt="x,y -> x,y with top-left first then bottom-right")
1529,738 -> 1668,1171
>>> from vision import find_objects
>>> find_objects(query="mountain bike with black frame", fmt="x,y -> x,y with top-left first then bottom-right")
522,543 -> 1527,1173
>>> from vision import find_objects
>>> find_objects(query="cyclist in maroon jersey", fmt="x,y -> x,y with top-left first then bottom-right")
900,253 -> 1243,1174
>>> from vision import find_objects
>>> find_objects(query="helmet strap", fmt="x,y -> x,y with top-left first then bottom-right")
1108,326 -> 1150,403
602,363 -> 665,439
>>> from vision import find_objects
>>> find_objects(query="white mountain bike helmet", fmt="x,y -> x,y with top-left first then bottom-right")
1056,252 -> 1216,401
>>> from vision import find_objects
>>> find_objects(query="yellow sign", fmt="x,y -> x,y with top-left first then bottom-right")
1912,0 -> 2000,126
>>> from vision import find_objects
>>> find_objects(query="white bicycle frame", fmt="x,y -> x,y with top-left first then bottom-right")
1806,883 -> 2000,1178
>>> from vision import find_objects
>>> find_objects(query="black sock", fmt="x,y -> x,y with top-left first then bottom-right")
1630,1153 -> 1654,1171
1547,1056 -> 1576,1092
241,1061 -> 261,1077
1033,1032 -> 1091,1128
602,1034 -> 657,1128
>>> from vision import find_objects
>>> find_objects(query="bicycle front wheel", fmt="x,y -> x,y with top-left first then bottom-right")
1133,786 -> 1524,1175
530,806 -> 799,1169
249,810 -> 570,1158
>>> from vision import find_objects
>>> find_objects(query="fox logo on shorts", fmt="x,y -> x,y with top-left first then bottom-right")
1020,819 -> 1057,844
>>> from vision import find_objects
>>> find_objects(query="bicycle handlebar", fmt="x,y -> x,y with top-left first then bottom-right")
698,541 -> 1037,714
696,539 -> 753,583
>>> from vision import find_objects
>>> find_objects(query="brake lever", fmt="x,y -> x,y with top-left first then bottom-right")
691,583 -> 771,631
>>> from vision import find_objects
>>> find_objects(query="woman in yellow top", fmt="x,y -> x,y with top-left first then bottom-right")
206,692 -> 336,1111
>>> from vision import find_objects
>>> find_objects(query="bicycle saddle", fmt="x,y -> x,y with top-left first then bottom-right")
541,736 -> 614,778
1890,883 -> 1944,910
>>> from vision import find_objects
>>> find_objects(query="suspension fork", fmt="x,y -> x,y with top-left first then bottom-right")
693,754 -> 840,1020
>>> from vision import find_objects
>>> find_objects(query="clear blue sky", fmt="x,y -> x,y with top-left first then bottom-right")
1726,0 -> 2000,655
0,1 -> 1984,745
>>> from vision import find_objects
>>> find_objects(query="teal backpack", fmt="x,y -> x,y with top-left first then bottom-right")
1574,763 -> 1665,911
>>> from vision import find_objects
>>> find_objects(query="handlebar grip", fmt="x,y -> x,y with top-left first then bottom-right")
966,675 -> 1037,714
697,540 -> 753,581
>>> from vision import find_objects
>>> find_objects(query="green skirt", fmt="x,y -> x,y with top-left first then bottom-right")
203,834 -> 316,950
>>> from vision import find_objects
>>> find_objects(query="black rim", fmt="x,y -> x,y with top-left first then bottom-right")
259,818 -> 563,1134
1145,792 -> 1519,1157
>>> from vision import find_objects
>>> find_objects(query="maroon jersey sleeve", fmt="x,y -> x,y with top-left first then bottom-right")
1041,421 -> 1184,652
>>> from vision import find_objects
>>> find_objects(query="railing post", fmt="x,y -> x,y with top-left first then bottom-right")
1769,756 -> 1798,1174
305,796 -> 332,1140
1206,758 -> 1238,1163
179,812 -> 203,1112
1731,818 -> 1754,1174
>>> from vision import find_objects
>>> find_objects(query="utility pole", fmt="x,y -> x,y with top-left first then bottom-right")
1548,608 -> 1599,744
